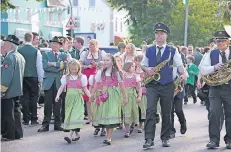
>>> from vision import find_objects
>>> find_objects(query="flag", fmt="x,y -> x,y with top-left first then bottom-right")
183,0 -> 189,5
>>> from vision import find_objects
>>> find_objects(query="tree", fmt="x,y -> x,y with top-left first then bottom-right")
108,0 -> 173,46
1,0 -> 44,12
109,0 -> 223,46
170,0 -> 223,46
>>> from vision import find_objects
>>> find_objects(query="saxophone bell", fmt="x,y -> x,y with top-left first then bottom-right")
153,73 -> 161,81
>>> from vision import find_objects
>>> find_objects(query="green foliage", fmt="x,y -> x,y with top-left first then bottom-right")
170,0 -> 223,46
1,0 -> 44,12
109,0 -> 224,46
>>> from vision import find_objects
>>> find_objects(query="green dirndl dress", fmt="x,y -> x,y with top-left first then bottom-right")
98,87 -> 122,128
91,91 -> 102,127
64,88 -> 84,130
123,88 -> 139,124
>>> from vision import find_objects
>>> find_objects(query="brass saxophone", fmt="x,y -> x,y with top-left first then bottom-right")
202,59 -> 231,86
143,59 -> 169,85
173,77 -> 184,97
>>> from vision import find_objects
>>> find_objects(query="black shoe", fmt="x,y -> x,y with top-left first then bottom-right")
170,132 -> 175,139
37,126 -> 49,132
31,121 -> 39,125
184,102 -> 187,105
54,126 -> 64,131
103,140 -> 111,145
193,100 -> 197,104
100,130 -> 106,136
180,123 -> 187,134
206,141 -> 219,149
156,114 -> 160,124
72,137 -> 80,141
143,139 -> 154,149
1,137 -> 13,142
94,129 -> 100,136
22,121 -> 29,125
129,126 -> 134,134
63,129 -> 70,132
84,116 -> 88,120
226,142 -> 231,149
162,140 -> 170,147
64,137 -> 71,144
200,101 -> 204,105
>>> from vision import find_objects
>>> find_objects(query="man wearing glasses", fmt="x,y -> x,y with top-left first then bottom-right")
199,30 -> 231,149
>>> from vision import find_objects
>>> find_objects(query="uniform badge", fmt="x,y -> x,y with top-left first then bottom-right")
4,63 -> 9,69
158,24 -> 161,27
219,31 -> 222,35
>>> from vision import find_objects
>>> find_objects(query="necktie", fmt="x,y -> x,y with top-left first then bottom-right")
55,53 -> 58,61
156,46 -> 163,62
220,52 -> 227,63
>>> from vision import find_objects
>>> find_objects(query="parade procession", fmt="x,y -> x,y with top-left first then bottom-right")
1,0 -> 231,152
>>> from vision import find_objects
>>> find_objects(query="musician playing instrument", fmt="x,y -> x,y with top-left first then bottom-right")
199,30 -> 231,149
141,22 -> 187,148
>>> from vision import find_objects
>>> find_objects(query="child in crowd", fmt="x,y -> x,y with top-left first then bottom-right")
90,54 -> 127,145
184,55 -> 199,104
55,59 -> 91,144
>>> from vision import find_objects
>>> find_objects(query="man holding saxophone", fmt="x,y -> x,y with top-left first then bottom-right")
141,23 -> 188,148
199,30 -> 231,149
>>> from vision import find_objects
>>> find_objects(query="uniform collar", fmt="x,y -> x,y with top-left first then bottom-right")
24,42 -> 32,46
156,43 -> 167,49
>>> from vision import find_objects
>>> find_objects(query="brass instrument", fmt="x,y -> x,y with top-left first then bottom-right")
173,76 -> 184,97
202,59 -> 231,86
143,59 -> 169,85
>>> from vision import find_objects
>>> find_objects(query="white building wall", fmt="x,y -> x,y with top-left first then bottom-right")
71,0 -> 111,46
113,9 -> 129,38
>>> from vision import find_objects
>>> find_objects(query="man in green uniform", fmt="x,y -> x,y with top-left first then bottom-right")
38,36 -> 68,132
72,36 -> 87,60
1,35 -> 25,141
18,32 -> 44,125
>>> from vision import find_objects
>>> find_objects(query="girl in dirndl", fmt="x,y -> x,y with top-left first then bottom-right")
134,55 -> 147,133
90,54 -> 127,145
89,61 -> 106,136
123,62 -> 142,138
55,59 -> 91,144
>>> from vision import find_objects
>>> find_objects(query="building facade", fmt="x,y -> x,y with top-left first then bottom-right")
1,0 -> 67,40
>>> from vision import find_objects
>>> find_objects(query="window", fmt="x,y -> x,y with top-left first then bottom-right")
49,12 -> 54,23
89,0 -> 95,7
58,12 -> 62,21
75,17 -> 80,32
73,0 -> 78,7
120,20 -> 123,32
27,8 -> 31,21
115,18 -> 118,32
15,7 -> 19,20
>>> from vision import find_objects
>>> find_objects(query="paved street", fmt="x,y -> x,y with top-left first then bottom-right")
1,98 -> 228,152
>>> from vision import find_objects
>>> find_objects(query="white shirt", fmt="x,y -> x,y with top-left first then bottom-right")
141,44 -> 183,68
95,69 -> 122,83
61,74 -> 87,87
199,48 -> 230,76
125,73 -> 141,82
25,42 -> 44,83
80,50 -> 106,63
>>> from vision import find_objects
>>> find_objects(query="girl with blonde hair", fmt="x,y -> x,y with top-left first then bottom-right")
55,59 -> 91,144
121,43 -> 137,63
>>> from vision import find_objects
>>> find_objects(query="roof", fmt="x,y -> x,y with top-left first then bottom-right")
47,0 -> 65,7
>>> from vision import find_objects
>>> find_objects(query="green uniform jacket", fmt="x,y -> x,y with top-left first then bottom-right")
69,47 -> 87,60
186,63 -> 199,85
1,50 -> 25,99
42,51 -> 68,90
